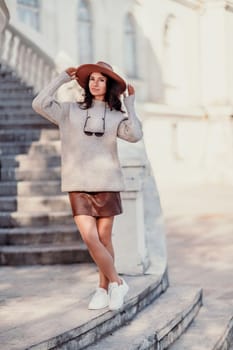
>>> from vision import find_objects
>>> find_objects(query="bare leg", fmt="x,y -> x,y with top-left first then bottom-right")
96,216 -> 115,290
74,215 -> 121,284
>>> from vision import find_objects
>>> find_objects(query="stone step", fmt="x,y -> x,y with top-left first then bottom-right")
0,121 -> 55,129
0,141 -> 31,155
0,99 -> 33,108
0,66 -> 20,77
0,271 -> 169,349
0,141 -> 60,155
0,119 -> 54,129
0,180 -> 61,196
169,299 -> 233,350
0,196 -> 16,211
0,129 -> 59,143
88,286 -> 202,350
0,66 -> 14,76
0,211 -> 73,228
0,91 -> 33,100
0,81 -> 33,92
0,242 -> 92,265
0,67 -> 23,76
0,75 -> 23,84
0,109 -> 48,120
0,85 -> 33,94
0,225 -> 80,245
0,194 -> 69,212
0,154 -> 60,168
1,166 -> 61,181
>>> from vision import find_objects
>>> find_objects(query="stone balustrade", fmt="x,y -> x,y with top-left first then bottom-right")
0,0 -> 9,33
0,23 -> 56,92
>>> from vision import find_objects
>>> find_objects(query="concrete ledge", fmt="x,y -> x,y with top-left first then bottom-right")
0,242 -> 92,265
0,211 -> 73,228
0,225 -> 79,245
0,266 -> 168,350
0,181 -> 62,196
88,286 -> 202,350
0,129 -> 59,143
0,195 -> 69,213
170,299 -> 233,350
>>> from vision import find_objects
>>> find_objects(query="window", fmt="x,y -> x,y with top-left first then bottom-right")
77,0 -> 93,64
163,15 -> 186,105
17,0 -> 40,31
124,13 -> 137,78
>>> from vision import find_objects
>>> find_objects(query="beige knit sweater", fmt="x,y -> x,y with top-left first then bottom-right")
32,71 -> 143,192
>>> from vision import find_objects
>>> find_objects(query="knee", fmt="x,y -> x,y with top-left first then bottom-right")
73,216 -> 100,248
82,231 -> 99,248
99,232 -> 112,248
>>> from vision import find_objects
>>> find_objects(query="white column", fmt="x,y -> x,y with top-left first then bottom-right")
112,161 -> 150,275
113,188 -> 149,275
112,139 -> 167,276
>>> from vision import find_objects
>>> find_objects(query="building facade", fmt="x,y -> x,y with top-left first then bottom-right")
5,0 -> 233,185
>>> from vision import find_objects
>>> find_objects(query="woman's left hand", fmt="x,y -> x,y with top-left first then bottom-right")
127,84 -> 135,95
124,84 -> 135,97
65,67 -> 77,80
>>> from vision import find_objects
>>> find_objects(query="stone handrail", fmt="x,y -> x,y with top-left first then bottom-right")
0,23 -> 56,92
0,0 -> 10,33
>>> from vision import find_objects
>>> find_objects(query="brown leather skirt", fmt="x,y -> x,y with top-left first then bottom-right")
68,191 -> 123,217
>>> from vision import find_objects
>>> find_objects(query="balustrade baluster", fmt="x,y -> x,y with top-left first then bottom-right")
30,52 -> 37,87
42,64 -> 50,87
40,60 -> 47,91
0,23 -> 55,92
3,29 -> 11,63
22,43 -> 28,81
6,30 -> 14,64
37,57 -> 44,92
25,47 -> 33,84
0,31 -> 4,56
8,33 -> 16,67
17,42 -> 24,78
14,39 -> 21,75
24,46 -> 31,83
0,29 -> 6,60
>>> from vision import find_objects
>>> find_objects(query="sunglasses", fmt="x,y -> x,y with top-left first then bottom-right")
83,104 -> 106,137
84,131 -> 104,137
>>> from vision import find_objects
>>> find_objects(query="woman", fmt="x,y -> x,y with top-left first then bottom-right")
32,61 -> 143,311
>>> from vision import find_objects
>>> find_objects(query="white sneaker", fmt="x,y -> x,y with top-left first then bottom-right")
108,278 -> 129,311
88,287 -> 109,310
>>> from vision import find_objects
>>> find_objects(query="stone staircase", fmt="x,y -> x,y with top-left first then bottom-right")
0,63 -> 92,265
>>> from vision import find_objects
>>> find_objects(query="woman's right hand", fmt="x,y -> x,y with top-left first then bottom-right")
65,67 -> 77,80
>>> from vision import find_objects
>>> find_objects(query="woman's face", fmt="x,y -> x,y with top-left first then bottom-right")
89,72 -> 107,101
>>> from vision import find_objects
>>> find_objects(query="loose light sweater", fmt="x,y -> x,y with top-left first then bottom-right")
32,71 -> 143,192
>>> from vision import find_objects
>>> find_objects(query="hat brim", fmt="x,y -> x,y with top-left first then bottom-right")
76,64 -> 126,94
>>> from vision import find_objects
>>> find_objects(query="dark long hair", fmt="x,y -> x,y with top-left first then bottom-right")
79,74 -> 125,112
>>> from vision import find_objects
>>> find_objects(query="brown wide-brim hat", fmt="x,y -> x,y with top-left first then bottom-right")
76,61 -> 126,94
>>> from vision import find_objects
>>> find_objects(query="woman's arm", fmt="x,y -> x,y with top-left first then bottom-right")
117,84 -> 143,142
32,70 -> 73,126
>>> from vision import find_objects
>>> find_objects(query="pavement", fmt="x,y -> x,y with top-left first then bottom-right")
159,182 -> 233,304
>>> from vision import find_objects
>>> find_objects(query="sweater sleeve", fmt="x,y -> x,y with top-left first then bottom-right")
117,95 -> 143,142
32,71 -> 72,126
